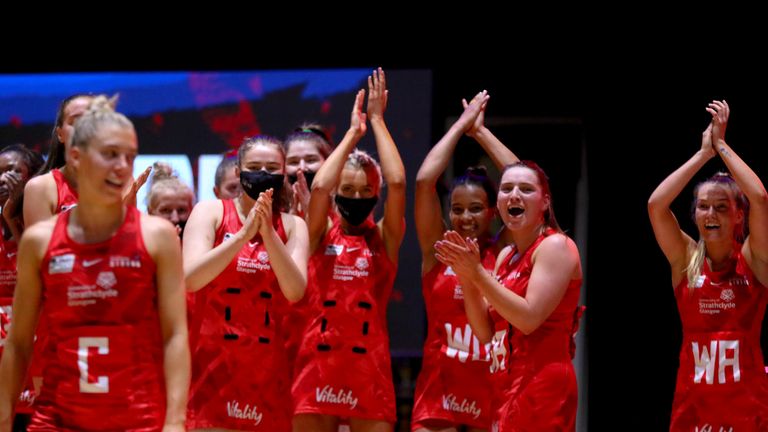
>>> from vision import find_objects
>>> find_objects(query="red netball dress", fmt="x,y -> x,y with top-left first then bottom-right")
670,251 -> 768,431
282,212 -> 340,378
489,229 -> 582,432
0,236 -> 16,297
29,206 -> 166,431
0,237 -> 36,415
51,168 -> 78,213
292,219 -> 397,422
187,199 -> 293,431
411,246 -> 496,430
0,237 -> 17,356
23,168 -> 80,417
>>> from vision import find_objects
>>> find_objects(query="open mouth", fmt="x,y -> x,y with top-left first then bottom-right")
507,206 -> 524,217
105,179 -> 124,189
704,223 -> 720,231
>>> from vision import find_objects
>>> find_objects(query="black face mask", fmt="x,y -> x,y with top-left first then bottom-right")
287,170 -> 316,188
334,195 -> 378,226
240,170 -> 284,200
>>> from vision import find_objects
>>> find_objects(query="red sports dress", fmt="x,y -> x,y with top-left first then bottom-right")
0,237 -> 17,357
29,206 -> 166,431
187,200 -> 293,431
282,213 -> 340,376
0,237 -> 36,415
670,251 -> 768,431
411,246 -> 496,430
23,168 -> 80,417
51,168 -> 78,213
489,229 -> 582,432
0,237 -> 16,296
292,219 -> 397,422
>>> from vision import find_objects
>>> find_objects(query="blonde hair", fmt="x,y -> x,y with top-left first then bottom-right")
344,149 -> 383,193
685,240 -> 707,289
69,95 -> 130,149
146,162 -> 194,212
685,172 -> 749,289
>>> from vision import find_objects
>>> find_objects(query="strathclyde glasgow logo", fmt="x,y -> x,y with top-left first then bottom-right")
720,289 -> 735,302
96,272 -> 117,290
257,251 -> 269,263
355,257 -> 369,270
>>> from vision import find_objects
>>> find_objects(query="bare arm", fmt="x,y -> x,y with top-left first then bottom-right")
0,223 -> 48,429
307,90 -> 367,253
415,91 -> 490,272
143,215 -> 189,430
466,97 -> 519,169
438,232 -> 580,335
367,68 -> 406,264
182,200 -> 260,291
648,125 -> 713,282
22,174 -> 57,228
255,192 -> 308,302
708,101 -> 768,268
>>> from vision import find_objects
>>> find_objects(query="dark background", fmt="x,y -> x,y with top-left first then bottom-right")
6,40 -> 768,430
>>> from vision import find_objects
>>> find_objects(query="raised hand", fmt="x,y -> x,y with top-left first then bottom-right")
367,67 -> 388,121
350,89 -> 368,138
460,90 -> 490,137
707,100 -> 730,145
123,165 -> 152,206
434,230 -> 482,279
292,170 -> 310,217
240,198 -> 262,240
255,188 -> 274,236
1,171 -> 22,209
699,122 -> 716,159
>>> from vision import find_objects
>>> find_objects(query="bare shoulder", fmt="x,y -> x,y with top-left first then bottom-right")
141,212 -> 176,232
536,233 -> 582,276
193,199 -> 224,214
190,199 -> 224,224
539,233 -> 579,254
19,217 -> 57,257
140,213 -> 180,255
281,212 -> 308,234
24,172 -> 55,194
23,173 -> 56,205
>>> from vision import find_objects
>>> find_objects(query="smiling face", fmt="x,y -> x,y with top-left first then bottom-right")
694,182 -> 743,243
497,165 -> 550,232
450,184 -> 494,240
71,123 -> 137,203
